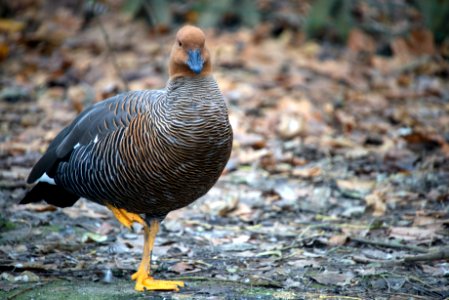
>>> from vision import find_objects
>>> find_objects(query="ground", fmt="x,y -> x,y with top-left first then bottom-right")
1,3 -> 449,300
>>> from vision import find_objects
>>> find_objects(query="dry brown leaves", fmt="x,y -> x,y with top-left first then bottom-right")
1,1 -> 449,298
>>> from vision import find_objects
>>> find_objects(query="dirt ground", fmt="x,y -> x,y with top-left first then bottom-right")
1,2 -> 449,300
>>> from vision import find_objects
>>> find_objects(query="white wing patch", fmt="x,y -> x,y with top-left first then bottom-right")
36,172 -> 56,185
94,135 -> 99,143
74,143 -> 81,149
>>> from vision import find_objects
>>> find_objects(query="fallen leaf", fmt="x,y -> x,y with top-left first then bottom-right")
365,191 -> 386,216
96,221 -> 115,236
170,261 -> 195,274
234,133 -> 266,148
278,114 -> 305,139
389,227 -> 437,241
81,232 -> 108,243
1,271 -> 40,283
401,130 -> 445,152
391,29 -> 435,62
422,263 -> 449,277
327,234 -> 349,246
310,270 -> 355,286
337,179 -> 375,197
201,196 -> 239,217
347,28 -> 375,54
0,272 -> 15,282
30,204 -> 58,213
292,165 -> 321,178
287,259 -> 321,269
273,182 -> 297,201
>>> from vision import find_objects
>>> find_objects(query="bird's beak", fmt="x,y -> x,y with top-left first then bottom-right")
186,49 -> 203,74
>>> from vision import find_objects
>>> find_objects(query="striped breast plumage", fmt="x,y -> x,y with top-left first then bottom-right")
54,75 -> 232,217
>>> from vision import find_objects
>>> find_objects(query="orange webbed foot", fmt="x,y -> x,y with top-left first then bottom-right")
132,269 -> 184,292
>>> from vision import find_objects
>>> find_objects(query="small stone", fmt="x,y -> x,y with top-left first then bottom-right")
1,272 -> 16,282
15,271 -> 40,282
102,269 -> 113,284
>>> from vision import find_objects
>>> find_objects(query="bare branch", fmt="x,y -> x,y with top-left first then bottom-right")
96,16 -> 130,91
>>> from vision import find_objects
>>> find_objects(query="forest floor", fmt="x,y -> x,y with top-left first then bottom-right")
1,5 -> 449,300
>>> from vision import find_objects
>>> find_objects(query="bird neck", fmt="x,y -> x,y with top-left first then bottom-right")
162,75 -> 226,127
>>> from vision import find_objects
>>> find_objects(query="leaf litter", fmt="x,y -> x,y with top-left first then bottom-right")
1,1 -> 449,299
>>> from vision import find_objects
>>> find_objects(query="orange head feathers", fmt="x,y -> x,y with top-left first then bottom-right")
169,25 -> 212,79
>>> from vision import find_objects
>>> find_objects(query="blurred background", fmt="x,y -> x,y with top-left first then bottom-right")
0,0 -> 448,298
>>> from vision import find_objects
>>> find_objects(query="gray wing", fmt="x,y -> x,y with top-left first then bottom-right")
27,90 -> 161,183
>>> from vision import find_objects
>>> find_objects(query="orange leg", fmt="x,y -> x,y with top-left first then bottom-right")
106,205 -> 184,291
131,219 -> 185,291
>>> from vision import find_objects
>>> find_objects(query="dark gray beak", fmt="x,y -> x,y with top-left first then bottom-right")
187,49 -> 203,74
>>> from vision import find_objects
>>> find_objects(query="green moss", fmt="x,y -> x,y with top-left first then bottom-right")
3,279 -> 139,300
0,215 -> 16,231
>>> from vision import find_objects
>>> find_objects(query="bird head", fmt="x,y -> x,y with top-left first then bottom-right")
169,25 -> 212,78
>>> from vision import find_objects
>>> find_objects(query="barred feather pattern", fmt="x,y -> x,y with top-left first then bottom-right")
55,76 -> 232,218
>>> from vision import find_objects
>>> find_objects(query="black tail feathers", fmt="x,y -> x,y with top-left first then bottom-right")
20,183 -> 80,208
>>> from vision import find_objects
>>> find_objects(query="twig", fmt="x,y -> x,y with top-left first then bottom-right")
352,247 -> 449,265
350,236 -> 428,253
96,16 -> 130,91
351,255 -> 392,265
403,247 -> 449,262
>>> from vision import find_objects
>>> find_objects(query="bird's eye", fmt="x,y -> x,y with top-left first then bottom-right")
178,41 -> 182,47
